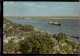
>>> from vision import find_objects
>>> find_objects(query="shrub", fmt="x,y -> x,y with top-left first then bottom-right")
54,33 -> 67,42
3,40 -> 20,54
3,18 -> 34,32
19,31 -> 54,54
21,24 -> 34,31
62,46 -> 69,53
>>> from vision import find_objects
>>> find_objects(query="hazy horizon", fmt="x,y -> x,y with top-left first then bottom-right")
4,2 -> 80,16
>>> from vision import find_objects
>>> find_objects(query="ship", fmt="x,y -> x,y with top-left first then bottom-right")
49,22 -> 61,26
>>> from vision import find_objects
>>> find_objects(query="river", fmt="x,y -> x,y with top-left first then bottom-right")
6,18 -> 80,42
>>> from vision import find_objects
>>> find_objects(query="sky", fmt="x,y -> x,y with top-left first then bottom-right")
3,2 -> 80,16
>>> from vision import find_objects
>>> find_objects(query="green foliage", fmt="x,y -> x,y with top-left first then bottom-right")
22,24 -> 34,31
3,18 -> 34,32
3,18 -> 79,54
59,45 -> 70,54
59,45 -> 63,50
53,33 -> 67,42
70,42 -> 77,49
3,40 -> 20,54
62,46 -> 69,53
19,31 -> 54,54
56,51 -> 61,54
3,18 -> 34,37
65,40 -> 77,49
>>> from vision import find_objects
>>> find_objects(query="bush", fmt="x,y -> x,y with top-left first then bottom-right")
62,46 -> 69,53
3,40 -> 20,54
19,31 -> 54,54
53,33 -> 67,42
21,24 -> 34,31
3,18 -> 34,32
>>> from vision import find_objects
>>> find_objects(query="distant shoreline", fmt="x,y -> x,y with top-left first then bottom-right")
4,16 -> 80,19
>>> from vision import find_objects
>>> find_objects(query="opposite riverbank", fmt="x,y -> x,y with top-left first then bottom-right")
3,18 -> 80,54
4,16 -> 80,19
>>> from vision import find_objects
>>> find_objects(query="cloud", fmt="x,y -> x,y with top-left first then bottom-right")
4,2 -> 80,16
23,2 -> 36,7
4,2 -> 14,6
54,7 -> 73,10
22,2 -> 48,9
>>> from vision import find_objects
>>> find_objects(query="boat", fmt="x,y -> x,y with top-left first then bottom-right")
49,22 -> 61,26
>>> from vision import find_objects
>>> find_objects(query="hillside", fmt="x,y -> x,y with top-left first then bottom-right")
3,18 -> 79,54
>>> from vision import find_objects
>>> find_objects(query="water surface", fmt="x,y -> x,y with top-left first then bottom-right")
6,18 -> 80,42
